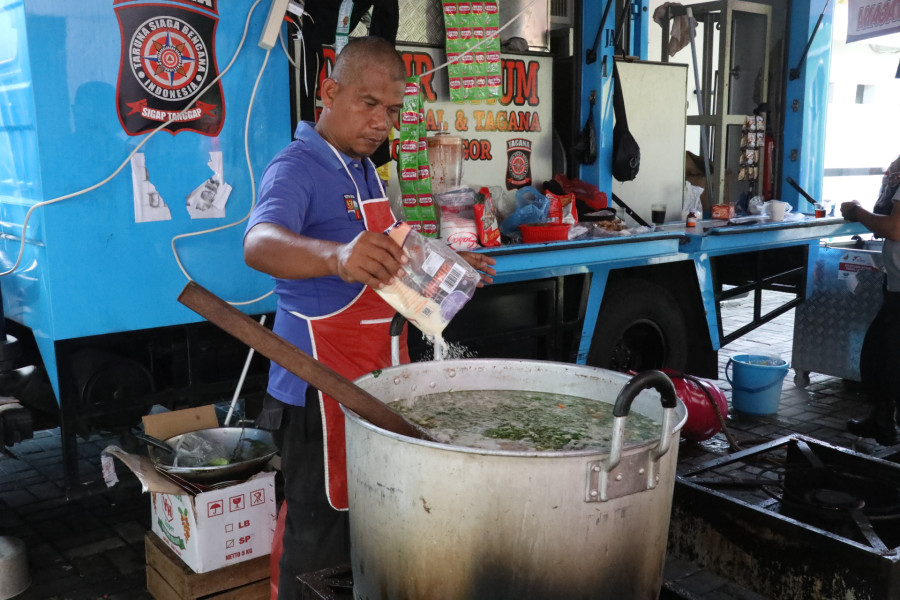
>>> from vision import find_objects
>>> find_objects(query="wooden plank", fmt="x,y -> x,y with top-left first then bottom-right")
148,565 -> 270,600
147,565 -> 184,600
145,534 -> 269,599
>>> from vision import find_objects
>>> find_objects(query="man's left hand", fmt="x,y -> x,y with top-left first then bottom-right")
458,252 -> 497,287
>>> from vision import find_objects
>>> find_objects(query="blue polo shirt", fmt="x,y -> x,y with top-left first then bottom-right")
246,122 -> 385,405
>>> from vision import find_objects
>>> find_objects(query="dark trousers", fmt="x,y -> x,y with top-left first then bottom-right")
259,392 -> 350,600
860,288 -> 900,407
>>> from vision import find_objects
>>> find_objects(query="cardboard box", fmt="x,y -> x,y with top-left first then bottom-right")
711,204 -> 735,220
149,470 -> 276,573
103,406 -> 277,574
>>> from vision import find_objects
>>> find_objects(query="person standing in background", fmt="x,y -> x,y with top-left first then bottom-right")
842,155 -> 900,445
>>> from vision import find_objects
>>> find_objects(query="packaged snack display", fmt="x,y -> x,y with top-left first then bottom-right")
397,77 -> 439,237
442,0 -> 501,102
475,187 -> 501,247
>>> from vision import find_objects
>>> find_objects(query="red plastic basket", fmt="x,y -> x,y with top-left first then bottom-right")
520,223 -> 570,243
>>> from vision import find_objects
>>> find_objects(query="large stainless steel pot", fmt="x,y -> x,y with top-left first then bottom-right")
347,359 -> 687,600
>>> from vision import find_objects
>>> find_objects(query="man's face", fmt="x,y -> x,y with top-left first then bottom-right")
319,63 -> 405,160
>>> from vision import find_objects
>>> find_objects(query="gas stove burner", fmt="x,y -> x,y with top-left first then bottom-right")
672,435 -> 900,599
783,467 -> 900,517
805,487 -> 864,511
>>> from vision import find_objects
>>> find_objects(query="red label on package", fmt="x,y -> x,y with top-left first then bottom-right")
400,140 -> 417,153
401,168 -> 418,181
458,2 -> 471,15
487,50 -> 501,62
485,1 -> 498,14
418,165 -> 431,179
487,75 -> 502,87
401,111 -> 419,125
444,3 -> 457,15
405,82 -> 419,95
446,28 -> 460,40
417,194 -> 434,207
461,53 -> 475,65
463,77 -> 476,89
423,221 -> 438,236
402,194 -> 418,208
449,78 -> 462,90
472,2 -> 484,14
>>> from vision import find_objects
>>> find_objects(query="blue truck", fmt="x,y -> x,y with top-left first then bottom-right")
0,0 -> 865,491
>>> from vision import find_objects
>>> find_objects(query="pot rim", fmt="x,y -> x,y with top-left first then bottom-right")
348,358 -> 687,458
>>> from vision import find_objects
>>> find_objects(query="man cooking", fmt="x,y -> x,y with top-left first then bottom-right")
243,36 -> 495,598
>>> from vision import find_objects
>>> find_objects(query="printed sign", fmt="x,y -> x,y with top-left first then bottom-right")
114,0 -> 225,136
847,0 -> 900,43
506,138 -> 533,189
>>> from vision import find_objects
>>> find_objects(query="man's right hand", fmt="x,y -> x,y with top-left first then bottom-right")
336,231 -> 408,289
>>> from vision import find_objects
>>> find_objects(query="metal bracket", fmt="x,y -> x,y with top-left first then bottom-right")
586,450 -> 660,502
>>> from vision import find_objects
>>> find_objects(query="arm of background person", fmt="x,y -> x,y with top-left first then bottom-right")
841,194 -> 900,242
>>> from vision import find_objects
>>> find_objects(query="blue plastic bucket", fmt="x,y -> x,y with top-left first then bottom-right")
725,354 -> 790,415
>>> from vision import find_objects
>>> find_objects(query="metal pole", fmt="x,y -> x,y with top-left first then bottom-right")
686,7 -> 714,204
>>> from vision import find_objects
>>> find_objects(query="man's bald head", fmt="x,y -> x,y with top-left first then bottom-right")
330,37 -> 406,86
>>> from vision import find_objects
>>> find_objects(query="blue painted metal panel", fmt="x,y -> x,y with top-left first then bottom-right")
679,218 -> 866,255
0,0 -> 290,395
489,234 -> 684,284
578,1 -> 614,196
781,0 -> 834,212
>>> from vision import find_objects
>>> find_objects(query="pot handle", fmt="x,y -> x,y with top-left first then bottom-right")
612,370 -> 678,416
608,370 -> 678,471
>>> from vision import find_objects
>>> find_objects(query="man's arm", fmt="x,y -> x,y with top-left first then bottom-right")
841,198 -> 900,241
244,222 -> 407,289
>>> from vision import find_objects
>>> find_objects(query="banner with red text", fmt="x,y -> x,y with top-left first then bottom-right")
848,0 -> 900,43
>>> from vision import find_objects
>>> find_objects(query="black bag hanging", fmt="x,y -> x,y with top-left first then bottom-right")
612,61 -> 640,182
574,90 -> 597,165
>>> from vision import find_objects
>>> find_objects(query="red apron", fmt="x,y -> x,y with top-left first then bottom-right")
293,196 -> 408,510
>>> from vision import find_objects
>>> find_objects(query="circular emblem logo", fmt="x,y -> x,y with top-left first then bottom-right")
509,151 -> 528,179
131,18 -> 207,101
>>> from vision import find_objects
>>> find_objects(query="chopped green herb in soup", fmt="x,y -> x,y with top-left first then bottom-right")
390,390 -> 660,451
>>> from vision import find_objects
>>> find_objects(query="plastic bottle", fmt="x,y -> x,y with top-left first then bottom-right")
377,222 -> 480,336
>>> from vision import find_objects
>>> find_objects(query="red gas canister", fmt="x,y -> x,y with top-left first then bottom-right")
663,370 -> 728,442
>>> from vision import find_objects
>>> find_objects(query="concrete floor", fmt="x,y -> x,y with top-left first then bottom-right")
0,292 -> 886,600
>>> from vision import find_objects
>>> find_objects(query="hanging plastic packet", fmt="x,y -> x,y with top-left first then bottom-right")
334,0 -> 353,55
399,78 -> 424,233
484,0 -> 502,99
377,221 -> 481,336
442,1 -> 465,101
415,84 -> 439,238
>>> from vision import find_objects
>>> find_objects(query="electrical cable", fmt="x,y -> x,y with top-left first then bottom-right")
170,48 -> 274,306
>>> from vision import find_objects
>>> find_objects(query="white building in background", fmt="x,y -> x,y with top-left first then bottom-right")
823,1 -> 900,209
645,0 -> 898,211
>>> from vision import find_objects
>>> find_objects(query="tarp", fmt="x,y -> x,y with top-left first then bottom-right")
848,0 -> 900,42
